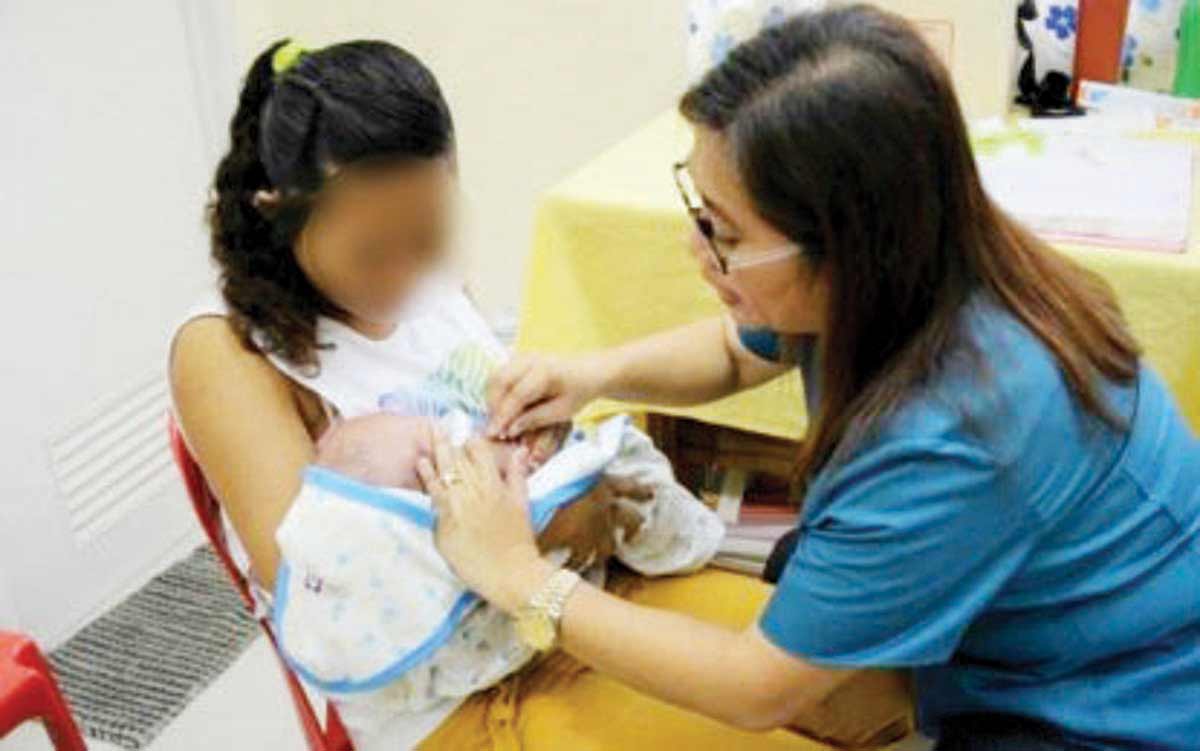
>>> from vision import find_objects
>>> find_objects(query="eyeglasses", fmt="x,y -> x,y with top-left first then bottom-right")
671,161 -> 804,275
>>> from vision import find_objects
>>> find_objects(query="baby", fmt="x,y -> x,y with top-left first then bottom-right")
313,412 -> 570,490
271,280 -> 725,726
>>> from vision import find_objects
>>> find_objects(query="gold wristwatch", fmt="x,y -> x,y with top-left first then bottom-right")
514,568 -> 582,651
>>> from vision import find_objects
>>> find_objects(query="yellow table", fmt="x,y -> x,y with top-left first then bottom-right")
518,112 -> 1200,439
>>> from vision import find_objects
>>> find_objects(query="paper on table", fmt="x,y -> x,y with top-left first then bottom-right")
977,134 -> 1195,253
1077,80 -> 1200,133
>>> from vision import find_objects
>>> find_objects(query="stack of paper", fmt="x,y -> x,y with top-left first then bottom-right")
705,469 -> 798,577
976,130 -> 1195,253
1077,80 -> 1200,133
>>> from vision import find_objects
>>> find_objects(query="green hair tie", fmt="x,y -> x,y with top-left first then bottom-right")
272,40 -> 308,75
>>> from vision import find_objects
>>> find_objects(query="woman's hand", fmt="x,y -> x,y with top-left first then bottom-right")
486,353 -> 606,439
417,433 -> 554,613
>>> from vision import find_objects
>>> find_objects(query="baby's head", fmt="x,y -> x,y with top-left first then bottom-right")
314,413 -> 569,490
315,413 -> 435,490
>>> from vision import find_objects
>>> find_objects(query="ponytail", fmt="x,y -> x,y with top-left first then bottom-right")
207,38 -> 454,368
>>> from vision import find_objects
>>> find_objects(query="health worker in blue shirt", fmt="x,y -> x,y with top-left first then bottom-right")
417,6 -> 1200,750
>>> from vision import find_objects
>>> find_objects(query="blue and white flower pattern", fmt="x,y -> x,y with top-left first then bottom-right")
763,5 -> 788,29
687,0 -> 825,82
1123,33 -> 1140,72
710,32 -> 736,67
1044,4 -> 1078,40
1124,0 -> 1185,92
1018,1 -> 1079,87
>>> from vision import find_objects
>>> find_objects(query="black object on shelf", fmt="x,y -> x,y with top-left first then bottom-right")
762,527 -> 801,585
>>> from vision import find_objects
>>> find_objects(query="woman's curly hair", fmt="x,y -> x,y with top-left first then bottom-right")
207,39 -> 454,369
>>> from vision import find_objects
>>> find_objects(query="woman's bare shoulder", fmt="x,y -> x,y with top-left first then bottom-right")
171,316 -> 291,404
170,314 -> 312,461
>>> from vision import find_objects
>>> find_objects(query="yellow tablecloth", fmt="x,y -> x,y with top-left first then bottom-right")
518,112 -> 1200,439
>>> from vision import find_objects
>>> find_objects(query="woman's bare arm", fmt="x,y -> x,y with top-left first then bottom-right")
170,316 -> 315,590
488,316 -> 790,436
550,575 -> 913,745
597,315 -> 791,406
556,578 -> 854,731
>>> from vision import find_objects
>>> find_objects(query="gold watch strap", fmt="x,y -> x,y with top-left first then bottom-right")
530,568 -> 582,636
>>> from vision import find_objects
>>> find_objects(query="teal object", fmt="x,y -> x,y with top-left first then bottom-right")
757,297 -> 1200,749
1176,0 -> 1200,98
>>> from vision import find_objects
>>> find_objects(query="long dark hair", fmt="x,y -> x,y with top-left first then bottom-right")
208,39 -> 455,368
680,5 -> 1139,477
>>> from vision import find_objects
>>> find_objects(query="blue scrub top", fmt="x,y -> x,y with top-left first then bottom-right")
739,297 -> 1200,749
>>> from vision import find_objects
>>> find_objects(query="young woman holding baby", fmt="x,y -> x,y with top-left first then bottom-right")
174,5 -> 1199,750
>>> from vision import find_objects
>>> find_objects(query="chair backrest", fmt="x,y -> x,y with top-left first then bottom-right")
0,631 -> 88,751
166,415 -> 353,751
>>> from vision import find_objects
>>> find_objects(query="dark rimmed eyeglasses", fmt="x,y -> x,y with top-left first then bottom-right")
672,160 -> 730,274
671,161 -> 804,275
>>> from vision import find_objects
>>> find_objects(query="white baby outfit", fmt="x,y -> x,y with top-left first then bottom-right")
173,272 -> 724,750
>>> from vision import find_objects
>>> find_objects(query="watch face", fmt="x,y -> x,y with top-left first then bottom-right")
516,608 -> 555,651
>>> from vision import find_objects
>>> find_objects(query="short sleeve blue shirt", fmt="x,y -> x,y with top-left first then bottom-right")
741,300 -> 1200,749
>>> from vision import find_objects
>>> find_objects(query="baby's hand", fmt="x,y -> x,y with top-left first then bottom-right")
516,422 -> 571,467
479,422 -> 570,480
314,414 -> 436,489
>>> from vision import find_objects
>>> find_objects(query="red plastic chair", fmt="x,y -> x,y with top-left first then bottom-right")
167,415 -> 353,751
0,631 -> 88,751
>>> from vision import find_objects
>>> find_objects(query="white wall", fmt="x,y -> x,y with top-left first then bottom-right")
872,0 -> 1016,120
231,0 -> 689,319
0,0 -> 233,645
0,575 -> 17,629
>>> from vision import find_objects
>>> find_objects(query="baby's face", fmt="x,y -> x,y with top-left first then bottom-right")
314,414 -> 568,490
